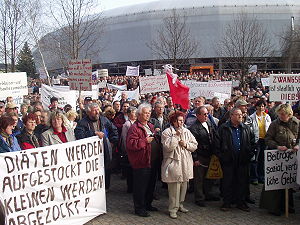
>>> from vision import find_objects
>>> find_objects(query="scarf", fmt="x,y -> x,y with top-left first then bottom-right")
26,131 -> 40,148
0,130 -> 13,147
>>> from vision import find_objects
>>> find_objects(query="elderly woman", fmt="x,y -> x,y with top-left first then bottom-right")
161,111 -> 198,219
41,110 -> 76,146
260,103 -> 299,216
0,115 -> 21,153
17,113 -> 40,150
120,106 -> 137,193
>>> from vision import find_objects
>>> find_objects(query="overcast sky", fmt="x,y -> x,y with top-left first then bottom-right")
100,0 -> 154,11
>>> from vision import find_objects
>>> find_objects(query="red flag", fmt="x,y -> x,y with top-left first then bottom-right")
166,71 -> 190,109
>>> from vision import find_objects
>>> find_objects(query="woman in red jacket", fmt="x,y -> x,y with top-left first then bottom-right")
17,113 -> 40,150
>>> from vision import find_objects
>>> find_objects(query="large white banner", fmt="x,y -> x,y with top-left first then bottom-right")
269,74 -> 300,102
41,85 -> 98,110
139,75 -> 170,94
68,59 -> 92,91
126,66 -> 139,76
0,137 -> 106,225
113,88 -> 140,102
0,72 -> 28,97
107,83 -> 127,91
265,150 -> 298,191
98,81 -> 107,89
182,80 -> 232,99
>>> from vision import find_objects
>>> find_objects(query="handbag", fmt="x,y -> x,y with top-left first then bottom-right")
206,155 -> 223,179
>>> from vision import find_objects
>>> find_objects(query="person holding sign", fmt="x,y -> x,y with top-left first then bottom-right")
161,111 -> 197,219
214,108 -> 255,212
260,103 -> 299,216
0,115 -> 21,153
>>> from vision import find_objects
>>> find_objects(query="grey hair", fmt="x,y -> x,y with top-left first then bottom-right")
229,107 -> 242,116
85,103 -> 100,112
136,103 -> 152,115
47,110 -> 68,127
154,101 -> 164,108
127,106 -> 137,114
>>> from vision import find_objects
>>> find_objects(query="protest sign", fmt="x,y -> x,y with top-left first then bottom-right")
113,88 -> 140,102
261,78 -> 270,87
144,69 -> 152,76
269,74 -> 300,102
98,81 -> 107,89
68,59 -> 92,91
98,69 -> 108,77
76,85 -> 98,100
0,72 -> 28,97
214,92 -> 230,104
248,65 -> 257,73
182,80 -> 232,99
0,136 -> 106,225
139,75 -> 170,94
153,69 -> 162,76
107,83 -> 127,91
265,150 -> 298,191
92,71 -> 98,85
126,66 -> 139,76
41,84 -> 77,110
232,80 -> 240,88
52,79 -> 61,85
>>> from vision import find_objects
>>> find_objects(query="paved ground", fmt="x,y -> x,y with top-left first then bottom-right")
86,174 -> 300,225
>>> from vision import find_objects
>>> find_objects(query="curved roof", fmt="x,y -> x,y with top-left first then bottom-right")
102,0 -> 300,17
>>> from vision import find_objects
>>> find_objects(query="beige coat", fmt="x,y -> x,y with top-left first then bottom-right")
161,126 -> 197,183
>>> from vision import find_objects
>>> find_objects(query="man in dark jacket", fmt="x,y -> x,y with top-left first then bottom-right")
214,108 -> 255,212
126,103 -> 160,217
189,106 -> 219,207
75,103 -> 119,190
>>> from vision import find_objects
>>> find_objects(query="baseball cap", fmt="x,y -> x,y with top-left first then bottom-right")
6,102 -> 18,109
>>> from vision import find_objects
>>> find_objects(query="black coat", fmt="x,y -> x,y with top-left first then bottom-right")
214,121 -> 255,166
189,120 -> 216,160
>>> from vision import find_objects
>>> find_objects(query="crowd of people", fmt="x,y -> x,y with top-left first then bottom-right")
0,70 -> 299,220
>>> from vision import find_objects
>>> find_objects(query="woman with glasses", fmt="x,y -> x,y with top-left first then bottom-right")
41,111 -> 75,146
260,103 -> 299,216
161,111 -> 197,219
0,115 -> 21,153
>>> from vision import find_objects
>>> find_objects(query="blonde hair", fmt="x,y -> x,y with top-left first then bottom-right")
66,110 -> 78,120
276,103 -> 293,118
47,111 -> 68,127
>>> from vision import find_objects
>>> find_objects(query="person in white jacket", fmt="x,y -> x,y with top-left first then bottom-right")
249,99 -> 271,184
161,111 -> 198,219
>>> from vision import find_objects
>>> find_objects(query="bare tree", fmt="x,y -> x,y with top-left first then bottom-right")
45,0 -> 105,67
0,0 -> 27,72
217,13 -> 272,88
147,9 -> 199,69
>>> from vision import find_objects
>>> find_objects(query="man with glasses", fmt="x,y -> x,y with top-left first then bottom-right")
214,108 -> 255,212
189,106 -> 219,207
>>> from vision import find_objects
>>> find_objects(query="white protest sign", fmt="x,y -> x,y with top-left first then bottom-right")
139,75 -> 170,94
98,81 -> 107,89
126,66 -> 139,76
265,150 -> 298,191
0,72 -> 28,97
107,83 -> 127,91
76,85 -> 99,100
68,59 -> 92,91
182,80 -> 232,99
248,65 -> 257,73
269,74 -> 300,102
214,92 -> 230,104
144,69 -> 152,76
53,78 -> 60,85
41,84 -> 77,110
153,69 -> 162,76
113,88 -> 140,102
98,69 -> 108,77
261,78 -> 270,87
0,136 -> 106,225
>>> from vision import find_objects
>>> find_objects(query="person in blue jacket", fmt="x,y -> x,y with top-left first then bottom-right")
0,115 -> 21,153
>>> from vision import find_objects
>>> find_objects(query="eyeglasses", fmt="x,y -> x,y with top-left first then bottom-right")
201,113 -> 208,116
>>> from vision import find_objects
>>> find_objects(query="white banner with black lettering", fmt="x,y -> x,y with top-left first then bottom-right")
139,75 -> 169,94
0,72 -> 28,97
0,137 -> 106,225
265,150 -> 298,191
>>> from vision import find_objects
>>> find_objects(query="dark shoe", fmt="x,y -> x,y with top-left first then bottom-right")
135,210 -> 150,217
205,196 -> 220,201
237,203 -> 250,212
146,206 -> 158,211
245,197 -> 255,204
195,201 -> 206,207
220,204 -> 231,211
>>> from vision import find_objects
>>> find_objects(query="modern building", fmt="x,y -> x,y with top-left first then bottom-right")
36,0 -> 300,75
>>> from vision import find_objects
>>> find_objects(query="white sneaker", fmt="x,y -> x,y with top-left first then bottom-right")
170,212 -> 177,219
179,206 -> 189,213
